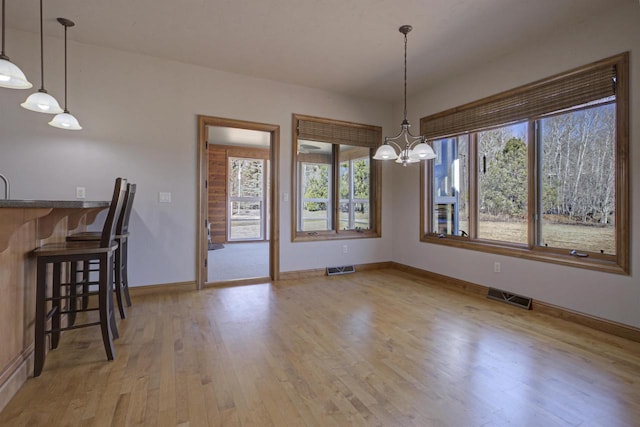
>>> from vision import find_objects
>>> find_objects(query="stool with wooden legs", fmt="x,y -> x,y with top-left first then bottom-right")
67,183 -> 136,319
32,178 -> 126,377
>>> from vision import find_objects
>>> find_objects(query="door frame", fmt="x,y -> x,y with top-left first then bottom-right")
197,115 -> 280,289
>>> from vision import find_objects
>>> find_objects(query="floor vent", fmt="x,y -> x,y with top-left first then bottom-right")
326,265 -> 355,276
487,287 -> 532,310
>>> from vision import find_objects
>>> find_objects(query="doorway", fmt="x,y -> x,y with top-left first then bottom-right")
197,116 -> 279,288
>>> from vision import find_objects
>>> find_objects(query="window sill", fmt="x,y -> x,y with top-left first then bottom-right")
294,229 -> 380,242
420,233 -> 628,275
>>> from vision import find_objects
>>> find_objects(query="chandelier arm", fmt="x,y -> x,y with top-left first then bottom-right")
386,131 -> 424,146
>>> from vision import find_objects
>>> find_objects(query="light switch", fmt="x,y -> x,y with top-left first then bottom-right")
159,192 -> 172,203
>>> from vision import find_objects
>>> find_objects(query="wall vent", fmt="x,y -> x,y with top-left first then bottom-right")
487,287 -> 532,310
326,265 -> 355,276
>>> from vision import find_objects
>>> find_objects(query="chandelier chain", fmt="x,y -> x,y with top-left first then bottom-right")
403,31 -> 407,122
64,23 -> 67,110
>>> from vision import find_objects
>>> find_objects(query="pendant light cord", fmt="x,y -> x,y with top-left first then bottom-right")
1,0 -> 6,57
39,0 -> 44,91
63,22 -> 67,111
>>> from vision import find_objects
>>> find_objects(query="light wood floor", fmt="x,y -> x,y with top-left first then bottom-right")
2,269 -> 640,426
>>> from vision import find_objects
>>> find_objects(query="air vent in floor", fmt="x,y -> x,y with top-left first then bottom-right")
487,287 -> 532,310
326,265 -> 355,276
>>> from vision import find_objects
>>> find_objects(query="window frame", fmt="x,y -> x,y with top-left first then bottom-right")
292,114 -> 382,242
420,53 -> 629,274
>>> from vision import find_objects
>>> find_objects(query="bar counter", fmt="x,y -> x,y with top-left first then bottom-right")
0,200 -> 109,410
0,199 -> 110,208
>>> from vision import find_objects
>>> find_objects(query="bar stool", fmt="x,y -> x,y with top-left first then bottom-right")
32,178 -> 126,377
67,183 -> 136,319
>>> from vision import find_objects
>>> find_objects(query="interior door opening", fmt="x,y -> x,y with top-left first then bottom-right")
197,116 -> 279,288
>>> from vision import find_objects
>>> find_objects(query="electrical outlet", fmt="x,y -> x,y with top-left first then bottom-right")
76,186 -> 86,199
283,192 -> 289,202
494,262 -> 501,273
343,244 -> 348,254
159,192 -> 172,203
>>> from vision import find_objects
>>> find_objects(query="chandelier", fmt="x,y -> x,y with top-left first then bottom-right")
374,25 -> 436,166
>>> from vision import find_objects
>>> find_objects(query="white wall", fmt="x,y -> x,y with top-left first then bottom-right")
0,29 -> 395,286
394,3 -> 640,328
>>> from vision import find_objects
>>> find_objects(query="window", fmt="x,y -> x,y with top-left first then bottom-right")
293,114 -> 381,241
420,53 -> 629,274
228,157 -> 268,241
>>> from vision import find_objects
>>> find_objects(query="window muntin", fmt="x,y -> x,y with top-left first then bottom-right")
293,114 -> 381,241
420,53 -> 629,274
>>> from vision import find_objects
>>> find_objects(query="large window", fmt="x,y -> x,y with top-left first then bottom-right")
421,53 -> 629,274
293,114 -> 381,241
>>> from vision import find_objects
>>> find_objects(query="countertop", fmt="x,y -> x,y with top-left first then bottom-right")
0,200 -> 110,208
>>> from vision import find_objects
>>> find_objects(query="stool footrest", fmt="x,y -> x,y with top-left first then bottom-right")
60,307 -> 99,315
46,321 -> 102,333
46,291 -> 99,302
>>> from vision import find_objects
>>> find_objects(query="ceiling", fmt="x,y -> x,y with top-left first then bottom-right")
6,0 -> 619,103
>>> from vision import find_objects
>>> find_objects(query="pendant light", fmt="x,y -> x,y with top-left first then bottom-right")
0,0 -> 32,88
374,25 -> 436,167
49,17 -> 81,130
21,0 -> 63,114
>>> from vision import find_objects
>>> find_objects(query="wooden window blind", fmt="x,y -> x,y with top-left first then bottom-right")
297,117 -> 382,148
422,62 -> 617,140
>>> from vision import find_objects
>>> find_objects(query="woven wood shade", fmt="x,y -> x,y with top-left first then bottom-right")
298,119 -> 381,148
422,64 -> 617,140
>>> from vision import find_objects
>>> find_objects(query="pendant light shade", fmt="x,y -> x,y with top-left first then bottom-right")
49,111 -> 81,130
0,0 -> 32,88
48,17 -> 81,130
22,90 -> 62,113
374,25 -> 437,167
0,58 -> 32,89
21,0 -> 62,114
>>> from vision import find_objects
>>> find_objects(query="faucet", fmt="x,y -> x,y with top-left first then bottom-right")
0,173 -> 9,200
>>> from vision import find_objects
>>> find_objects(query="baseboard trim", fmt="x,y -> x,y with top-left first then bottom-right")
532,300 -> 640,343
205,277 -> 272,288
279,261 -> 393,281
0,345 -> 33,413
128,281 -> 197,297
390,262 -> 640,343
